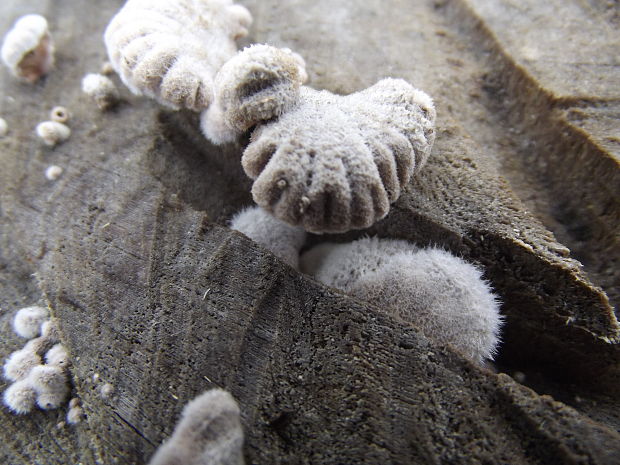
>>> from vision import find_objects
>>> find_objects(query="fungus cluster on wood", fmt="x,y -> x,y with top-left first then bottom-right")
2,306 -> 72,414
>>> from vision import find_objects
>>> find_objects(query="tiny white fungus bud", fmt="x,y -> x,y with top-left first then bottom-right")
3,348 -> 42,381
45,165 -> 63,181
13,305 -> 48,338
100,61 -> 114,75
66,406 -> 84,424
45,343 -> 70,370
0,117 -> 7,136
100,383 -> 114,399
1,14 -> 54,83
81,73 -> 119,110
41,319 -> 60,342
50,106 -> 70,123
3,379 -> 37,414
68,397 -> 80,409
36,121 -> 71,146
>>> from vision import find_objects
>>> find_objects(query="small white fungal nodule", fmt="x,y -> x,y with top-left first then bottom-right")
101,61 -> 114,75
301,238 -> 502,364
3,348 -> 42,382
202,44 -> 308,144
104,0 -> 253,111
3,379 -> 37,414
66,405 -> 84,424
1,14 -> 54,83
40,319 -> 60,342
229,206 -> 306,269
36,121 -> 70,146
50,106 -> 70,123
81,73 -> 120,110
12,305 -> 48,339
241,78 -> 436,233
45,165 -> 63,181
148,388 -> 245,465
44,343 -> 70,370
100,382 -> 114,399
28,365 -> 70,410
0,117 -> 7,136
68,397 -> 80,409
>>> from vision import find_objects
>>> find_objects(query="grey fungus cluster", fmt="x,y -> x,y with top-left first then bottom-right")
2,306 -> 72,414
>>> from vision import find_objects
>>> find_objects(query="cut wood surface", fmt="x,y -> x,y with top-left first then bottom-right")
0,0 -> 618,463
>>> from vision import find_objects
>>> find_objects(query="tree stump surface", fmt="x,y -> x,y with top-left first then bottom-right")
0,0 -> 618,463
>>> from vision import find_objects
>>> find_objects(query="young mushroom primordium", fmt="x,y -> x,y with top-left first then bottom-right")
104,0 -> 252,111
205,46 -> 436,233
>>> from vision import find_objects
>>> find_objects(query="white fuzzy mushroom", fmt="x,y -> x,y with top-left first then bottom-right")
230,206 -> 306,269
3,379 -> 37,414
202,44 -> 308,144
27,365 -> 70,410
148,388 -> 245,465
104,0 -> 253,111
36,121 -> 70,146
1,14 -> 54,82
0,117 -> 7,136
239,78 -> 435,233
44,344 -> 70,371
66,405 -> 84,424
3,347 -> 42,382
301,238 -> 502,364
81,73 -> 119,110
12,305 -> 48,339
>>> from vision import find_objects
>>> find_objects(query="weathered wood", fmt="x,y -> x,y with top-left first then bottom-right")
0,0 -> 619,463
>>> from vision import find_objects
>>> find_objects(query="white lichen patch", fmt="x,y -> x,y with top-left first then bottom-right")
36,121 -> 70,146
45,165 -> 63,181
81,73 -> 119,110
241,78 -> 436,233
202,44 -> 308,144
1,14 -> 54,82
104,0 -> 253,111
301,238 -> 503,365
229,205 -> 306,269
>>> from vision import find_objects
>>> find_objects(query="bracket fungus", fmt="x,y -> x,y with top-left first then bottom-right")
244,79 -> 436,233
301,238 -> 502,364
104,0 -> 252,111
1,14 -> 54,83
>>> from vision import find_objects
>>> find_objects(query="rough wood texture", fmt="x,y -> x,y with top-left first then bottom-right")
1,0 -> 619,463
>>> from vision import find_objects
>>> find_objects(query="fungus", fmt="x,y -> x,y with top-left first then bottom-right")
240,78 -> 435,233
45,165 -> 63,181
3,380 -> 37,414
1,14 -> 54,83
202,44 -> 308,144
81,73 -> 119,110
44,344 -> 70,370
104,0 -> 252,111
50,106 -> 70,123
12,305 -> 48,339
100,383 -> 115,399
36,121 -> 70,146
66,405 -> 84,424
0,117 -> 7,136
28,365 -> 70,410
148,388 -> 245,465
3,348 -> 42,382
301,238 -> 502,364
230,206 -> 306,269
40,319 -> 60,342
